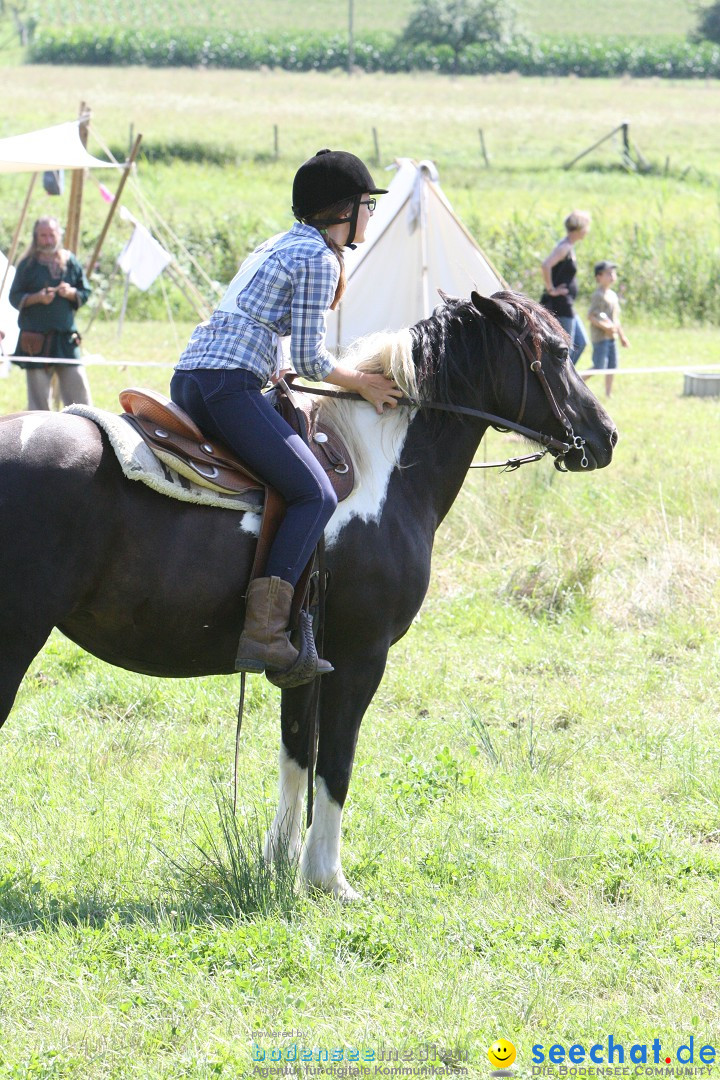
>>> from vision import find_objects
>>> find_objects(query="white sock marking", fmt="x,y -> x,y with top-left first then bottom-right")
300,777 -> 360,900
264,746 -> 306,864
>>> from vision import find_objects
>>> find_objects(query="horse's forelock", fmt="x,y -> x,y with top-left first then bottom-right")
322,291 -> 563,422
490,290 -> 565,360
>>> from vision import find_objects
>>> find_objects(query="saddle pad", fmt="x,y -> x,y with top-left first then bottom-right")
63,404 -> 263,514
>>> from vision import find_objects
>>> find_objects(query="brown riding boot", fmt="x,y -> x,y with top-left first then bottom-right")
235,576 -> 332,678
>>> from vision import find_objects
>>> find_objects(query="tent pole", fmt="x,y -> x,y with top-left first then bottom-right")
165,262 -> 211,322
117,272 -> 131,339
65,102 -> 89,254
0,171 -> 37,301
86,133 -> 143,278
420,175 -> 430,318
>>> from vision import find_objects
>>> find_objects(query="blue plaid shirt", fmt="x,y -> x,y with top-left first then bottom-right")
176,222 -> 339,383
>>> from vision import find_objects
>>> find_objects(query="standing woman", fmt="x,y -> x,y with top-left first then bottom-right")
540,209 -> 591,366
171,149 -> 401,684
9,216 -> 92,409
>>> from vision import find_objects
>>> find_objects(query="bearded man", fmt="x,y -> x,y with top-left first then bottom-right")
9,215 -> 92,409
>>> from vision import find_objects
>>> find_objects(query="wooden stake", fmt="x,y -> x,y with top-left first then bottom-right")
372,126 -> 380,165
86,133 -> 143,278
563,121 -> 625,170
65,102 -> 90,254
0,171 -> 37,300
478,128 -> 490,168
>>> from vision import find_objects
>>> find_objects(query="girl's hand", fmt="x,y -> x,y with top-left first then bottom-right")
356,372 -> 403,414
325,363 -> 403,414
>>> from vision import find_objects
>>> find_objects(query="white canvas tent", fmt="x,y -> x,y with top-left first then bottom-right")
326,158 -> 506,352
0,117 -> 120,315
0,120 -> 114,174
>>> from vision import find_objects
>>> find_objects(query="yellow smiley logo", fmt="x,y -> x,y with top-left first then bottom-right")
488,1040 -> 516,1069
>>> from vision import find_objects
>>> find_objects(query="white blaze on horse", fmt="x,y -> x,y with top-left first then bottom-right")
0,291 -> 616,900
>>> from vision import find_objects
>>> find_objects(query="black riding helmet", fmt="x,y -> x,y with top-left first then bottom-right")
292,148 -> 387,249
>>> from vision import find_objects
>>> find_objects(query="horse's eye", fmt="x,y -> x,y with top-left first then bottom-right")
554,344 -> 569,362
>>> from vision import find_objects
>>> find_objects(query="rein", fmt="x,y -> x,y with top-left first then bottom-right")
287,315 -> 589,472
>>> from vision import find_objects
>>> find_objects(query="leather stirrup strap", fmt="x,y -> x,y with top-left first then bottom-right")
306,535 -> 326,829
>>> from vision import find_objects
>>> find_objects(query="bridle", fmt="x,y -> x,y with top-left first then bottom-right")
289,317 -> 590,473
490,321 -> 589,471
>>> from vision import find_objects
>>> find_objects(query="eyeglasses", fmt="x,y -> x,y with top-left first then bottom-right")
359,198 -> 376,212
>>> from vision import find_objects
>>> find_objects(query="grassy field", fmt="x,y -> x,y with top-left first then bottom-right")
2,0 -> 697,38
0,54 -> 719,1078
1,67 -> 719,325
0,320 -> 719,1077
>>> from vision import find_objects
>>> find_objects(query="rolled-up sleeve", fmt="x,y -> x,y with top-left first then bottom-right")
8,259 -> 29,311
289,250 -> 339,381
68,256 -> 91,308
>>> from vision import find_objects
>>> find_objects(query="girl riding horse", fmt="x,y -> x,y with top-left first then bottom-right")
170,150 -> 401,685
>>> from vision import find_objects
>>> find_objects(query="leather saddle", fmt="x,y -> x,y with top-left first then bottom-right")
118,385 -> 355,585
119,385 -> 354,504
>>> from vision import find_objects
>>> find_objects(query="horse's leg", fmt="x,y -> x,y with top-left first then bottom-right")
300,647 -> 389,900
264,682 -> 315,865
0,622 -> 54,729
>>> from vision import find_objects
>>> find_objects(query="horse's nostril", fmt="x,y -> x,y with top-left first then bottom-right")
610,428 -> 619,447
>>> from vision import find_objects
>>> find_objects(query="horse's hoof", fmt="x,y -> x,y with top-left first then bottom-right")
334,881 -> 362,903
301,862 -> 361,902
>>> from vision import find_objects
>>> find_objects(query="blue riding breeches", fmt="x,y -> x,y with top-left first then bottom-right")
170,368 -> 337,586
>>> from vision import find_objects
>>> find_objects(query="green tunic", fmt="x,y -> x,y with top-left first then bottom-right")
9,252 -> 91,364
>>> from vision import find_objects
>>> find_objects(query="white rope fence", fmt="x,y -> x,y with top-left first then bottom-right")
10,358 -> 719,374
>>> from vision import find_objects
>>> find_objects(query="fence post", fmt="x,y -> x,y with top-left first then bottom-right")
348,0 -> 355,75
621,121 -> 634,170
478,128 -> 490,167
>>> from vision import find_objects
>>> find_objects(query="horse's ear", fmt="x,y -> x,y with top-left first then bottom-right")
471,290 -> 518,328
437,287 -> 459,305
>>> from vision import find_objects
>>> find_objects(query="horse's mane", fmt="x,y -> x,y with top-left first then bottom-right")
316,290 -> 560,480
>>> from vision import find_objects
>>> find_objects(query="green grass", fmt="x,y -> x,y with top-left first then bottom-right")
1,0 -> 698,39
0,67 -> 719,324
0,320 -> 719,1075
0,58 -> 719,1073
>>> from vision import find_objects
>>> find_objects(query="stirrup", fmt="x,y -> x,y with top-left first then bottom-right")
265,610 -> 333,689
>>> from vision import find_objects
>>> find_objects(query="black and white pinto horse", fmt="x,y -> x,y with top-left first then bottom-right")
0,292 -> 616,899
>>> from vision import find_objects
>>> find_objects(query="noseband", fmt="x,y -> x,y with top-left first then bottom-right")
493,322 -> 589,471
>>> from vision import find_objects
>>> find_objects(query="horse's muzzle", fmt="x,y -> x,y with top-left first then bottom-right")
557,425 -> 617,472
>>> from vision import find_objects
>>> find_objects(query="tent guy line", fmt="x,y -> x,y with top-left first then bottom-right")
7,358 -> 717,377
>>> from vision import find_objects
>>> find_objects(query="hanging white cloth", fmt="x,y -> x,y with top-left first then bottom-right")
117,222 -> 173,291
